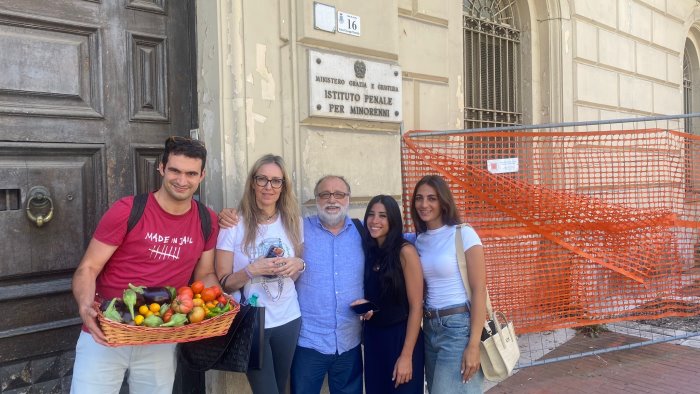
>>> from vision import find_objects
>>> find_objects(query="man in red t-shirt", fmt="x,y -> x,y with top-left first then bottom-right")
70,136 -> 220,394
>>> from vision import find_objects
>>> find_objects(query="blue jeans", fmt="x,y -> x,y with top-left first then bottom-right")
423,305 -> 484,394
290,344 -> 363,394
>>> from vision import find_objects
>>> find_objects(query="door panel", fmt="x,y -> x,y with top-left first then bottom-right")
0,289 -> 80,363
0,12 -> 103,119
134,145 -> 165,193
128,32 -> 169,122
0,143 -> 103,277
0,0 -> 196,391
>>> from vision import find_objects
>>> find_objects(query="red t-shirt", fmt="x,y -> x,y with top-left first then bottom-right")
93,193 -> 219,300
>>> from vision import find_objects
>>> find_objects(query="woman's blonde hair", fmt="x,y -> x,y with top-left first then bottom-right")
239,154 -> 303,257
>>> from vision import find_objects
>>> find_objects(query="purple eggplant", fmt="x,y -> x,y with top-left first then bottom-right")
128,283 -> 172,305
100,298 -> 126,313
142,287 -> 172,304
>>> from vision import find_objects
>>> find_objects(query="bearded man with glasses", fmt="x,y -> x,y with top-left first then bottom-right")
289,175 -> 364,394
218,174 -> 365,394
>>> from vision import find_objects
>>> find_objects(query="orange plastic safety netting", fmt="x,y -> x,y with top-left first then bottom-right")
402,123 -> 700,334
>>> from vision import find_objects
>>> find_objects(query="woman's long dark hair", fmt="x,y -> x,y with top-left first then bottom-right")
363,195 -> 407,301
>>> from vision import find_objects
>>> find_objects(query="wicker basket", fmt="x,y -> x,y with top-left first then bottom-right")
95,300 -> 240,347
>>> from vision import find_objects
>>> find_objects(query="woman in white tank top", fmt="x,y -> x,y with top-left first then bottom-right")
410,175 -> 487,394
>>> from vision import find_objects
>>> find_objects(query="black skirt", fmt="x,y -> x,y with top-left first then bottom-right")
363,320 -> 425,394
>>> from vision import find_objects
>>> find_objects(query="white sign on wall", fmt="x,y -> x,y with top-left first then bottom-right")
308,49 -> 402,122
487,157 -> 519,174
313,2 -> 336,33
337,11 -> 360,36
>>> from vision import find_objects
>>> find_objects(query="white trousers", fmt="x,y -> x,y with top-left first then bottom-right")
70,331 -> 177,394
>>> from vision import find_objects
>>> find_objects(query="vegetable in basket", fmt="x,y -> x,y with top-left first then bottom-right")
166,286 -> 177,301
206,301 -> 232,318
188,306 -> 205,323
160,313 -> 188,327
128,283 -> 172,304
143,314 -> 164,328
121,312 -> 134,324
162,308 -> 174,323
172,295 -> 194,314
123,288 -> 138,320
103,298 -> 123,322
100,297 -> 126,313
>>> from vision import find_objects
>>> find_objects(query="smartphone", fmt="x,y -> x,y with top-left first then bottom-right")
265,246 -> 284,258
351,301 -> 379,315
263,246 -> 284,278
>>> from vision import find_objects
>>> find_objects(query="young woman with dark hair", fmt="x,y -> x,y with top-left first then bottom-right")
410,175 -> 487,394
353,195 -> 424,393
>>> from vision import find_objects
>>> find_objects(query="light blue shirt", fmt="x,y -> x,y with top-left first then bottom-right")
297,215 -> 364,355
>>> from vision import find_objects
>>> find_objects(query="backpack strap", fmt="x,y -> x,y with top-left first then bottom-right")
127,193 -> 149,233
195,198 -> 212,242
351,218 -> 366,242
126,192 -> 212,243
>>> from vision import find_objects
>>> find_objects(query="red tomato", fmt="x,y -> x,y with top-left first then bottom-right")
212,285 -> 222,298
201,287 -> 217,302
172,295 -> 194,314
190,280 -> 205,295
217,295 -> 227,304
177,286 -> 194,299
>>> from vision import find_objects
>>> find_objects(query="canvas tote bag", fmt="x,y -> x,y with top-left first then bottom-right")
455,224 -> 520,382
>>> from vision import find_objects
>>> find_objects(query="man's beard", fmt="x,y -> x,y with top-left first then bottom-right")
317,203 -> 348,227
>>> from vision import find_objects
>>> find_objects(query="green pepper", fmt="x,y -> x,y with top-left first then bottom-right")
160,313 -> 188,327
206,301 -> 231,318
206,307 -> 221,318
103,298 -> 123,322
160,303 -> 170,315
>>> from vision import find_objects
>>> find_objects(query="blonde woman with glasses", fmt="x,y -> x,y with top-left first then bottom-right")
216,154 -> 305,393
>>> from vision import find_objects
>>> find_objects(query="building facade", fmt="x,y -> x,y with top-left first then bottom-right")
1,0 -> 699,392
196,0 -> 700,391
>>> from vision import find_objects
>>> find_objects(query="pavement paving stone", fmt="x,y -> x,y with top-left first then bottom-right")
486,331 -> 700,394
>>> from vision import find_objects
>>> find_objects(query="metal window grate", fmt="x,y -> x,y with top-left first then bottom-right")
463,0 -> 521,129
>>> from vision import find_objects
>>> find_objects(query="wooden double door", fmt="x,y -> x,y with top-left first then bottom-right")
0,0 -> 197,391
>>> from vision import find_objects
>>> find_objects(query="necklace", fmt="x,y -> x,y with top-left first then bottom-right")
261,277 -> 284,302
260,211 -> 278,223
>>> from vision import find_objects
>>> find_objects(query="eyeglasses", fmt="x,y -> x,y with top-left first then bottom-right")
316,191 -> 349,200
166,136 -> 205,147
254,175 -> 284,189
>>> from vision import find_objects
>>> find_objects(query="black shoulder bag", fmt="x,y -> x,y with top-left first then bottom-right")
179,301 -> 265,372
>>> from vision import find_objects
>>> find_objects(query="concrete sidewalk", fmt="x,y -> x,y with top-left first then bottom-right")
486,331 -> 700,394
